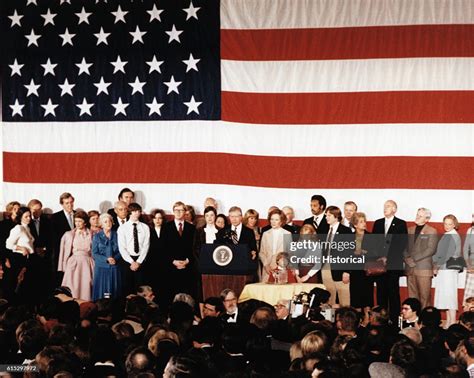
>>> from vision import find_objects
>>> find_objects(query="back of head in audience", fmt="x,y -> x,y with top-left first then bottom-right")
125,346 -> 155,375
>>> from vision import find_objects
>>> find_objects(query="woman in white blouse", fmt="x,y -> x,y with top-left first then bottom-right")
5,206 -> 35,302
260,209 -> 291,282
193,206 -> 218,301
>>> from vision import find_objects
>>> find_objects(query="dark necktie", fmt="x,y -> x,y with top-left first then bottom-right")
228,313 -> 236,320
178,222 -> 183,236
313,217 -> 318,230
34,218 -> 40,235
325,227 -> 334,257
133,223 -> 139,254
232,226 -> 239,245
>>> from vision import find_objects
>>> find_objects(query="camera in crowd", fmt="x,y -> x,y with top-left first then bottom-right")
289,287 -> 333,321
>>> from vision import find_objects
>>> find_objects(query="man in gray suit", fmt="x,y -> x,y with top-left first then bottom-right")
404,208 -> 438,309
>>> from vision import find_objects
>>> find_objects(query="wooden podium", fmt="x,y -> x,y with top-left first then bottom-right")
199,244 -> 257,298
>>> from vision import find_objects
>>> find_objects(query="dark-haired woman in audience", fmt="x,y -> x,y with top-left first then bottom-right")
0,201 -> 21,300
215,214 -> 228,230
146,209 -> 168,308
88,210 -> 102,237
350,212 -> 375,319
58,211 -> 94,301
5,206 -> 36,303
92,213 -> 122,301
193,206 -> 219,301
243,209 -> 261,250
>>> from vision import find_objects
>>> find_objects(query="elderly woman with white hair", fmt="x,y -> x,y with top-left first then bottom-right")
92,213 -> 122,300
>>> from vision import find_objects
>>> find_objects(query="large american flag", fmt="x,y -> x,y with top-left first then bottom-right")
1,0 -> 472,227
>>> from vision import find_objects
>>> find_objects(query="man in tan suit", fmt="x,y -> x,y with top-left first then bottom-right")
404,208 -> 438,309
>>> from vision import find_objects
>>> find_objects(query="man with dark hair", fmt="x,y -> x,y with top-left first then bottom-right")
336,307 -> 359,337
372,200 -> 408,324
51,192 -> 75,286
303,194 -> 329,234
28,199 -> 53,297
161,201 -> 196,300
418,306 -> 442,328
118,203 -> 150,295
400,298 -> 421,329
202,297 -> 224,318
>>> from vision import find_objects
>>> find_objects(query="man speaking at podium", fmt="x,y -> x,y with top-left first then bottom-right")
216,206 -> 258,279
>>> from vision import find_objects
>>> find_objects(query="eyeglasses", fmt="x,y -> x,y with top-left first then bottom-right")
224,297 -> 237,302
174,209 -> 185,212
401,307 -> 411,311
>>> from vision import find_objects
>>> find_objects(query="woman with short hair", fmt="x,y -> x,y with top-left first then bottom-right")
92,213 -> 122,301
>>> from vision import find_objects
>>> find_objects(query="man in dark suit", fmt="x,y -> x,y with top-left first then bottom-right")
110,200 -> 129,231
161,201 -> 196,300
51,192 -> 75,287
372,200 -> 408,324
319,206 -> 354,306
28,199 -> 53,298
216,206 -> 257,261
303,194 -> 329,234
282,206 -> 301,234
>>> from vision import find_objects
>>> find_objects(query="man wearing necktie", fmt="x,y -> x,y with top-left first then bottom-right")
161,201 -> 196,303
372,200 -> 408,324
303,195 -> 330,235
117,203 -> 150,295
320,206 -> 353,307
51,192 -> 76,287
28,198 -> 53,299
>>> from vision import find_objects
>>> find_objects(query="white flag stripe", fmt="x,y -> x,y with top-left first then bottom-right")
3,121 -> 473,157
222,58 -> 474,93
2,182 -> 471,224
221,0 -> 474,29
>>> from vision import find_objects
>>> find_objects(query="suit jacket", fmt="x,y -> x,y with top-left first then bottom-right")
323,223 -> 354,281
405,224 -> 438,277
52,210 -> 75,266
372,216 -> 408,271
161,221 -> 196,264
29,214 -> 53,255
216,225 -> 257,254
303,215 -> 329,235
286,223 -> 301,235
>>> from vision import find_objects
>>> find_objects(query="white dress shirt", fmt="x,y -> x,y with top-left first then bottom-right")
6,224 -> 35,254
232,223 -> 243,240
384,216 -> 394,235
117,220 -> 150,264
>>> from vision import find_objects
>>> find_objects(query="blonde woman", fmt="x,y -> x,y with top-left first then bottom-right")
433,214 -> 462,328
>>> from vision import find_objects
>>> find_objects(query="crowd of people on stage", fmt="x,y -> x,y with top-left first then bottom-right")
0,188 -> 473,376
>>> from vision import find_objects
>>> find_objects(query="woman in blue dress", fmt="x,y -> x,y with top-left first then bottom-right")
92,213 -> 122,301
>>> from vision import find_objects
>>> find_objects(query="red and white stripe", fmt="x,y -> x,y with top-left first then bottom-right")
2,0 -> 473,227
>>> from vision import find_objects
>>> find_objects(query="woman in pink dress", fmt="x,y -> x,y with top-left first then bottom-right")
58,211 -> 94,301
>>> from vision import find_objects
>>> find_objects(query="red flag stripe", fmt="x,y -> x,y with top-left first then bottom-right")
221,25 -> 474,61
221,91 -> 474,124
3,152 -> 472,190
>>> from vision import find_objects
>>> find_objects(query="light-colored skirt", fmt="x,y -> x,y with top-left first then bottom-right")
434,269 -> 458,310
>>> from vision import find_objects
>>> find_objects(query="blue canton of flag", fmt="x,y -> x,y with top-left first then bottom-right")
2,0 -> 220,121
